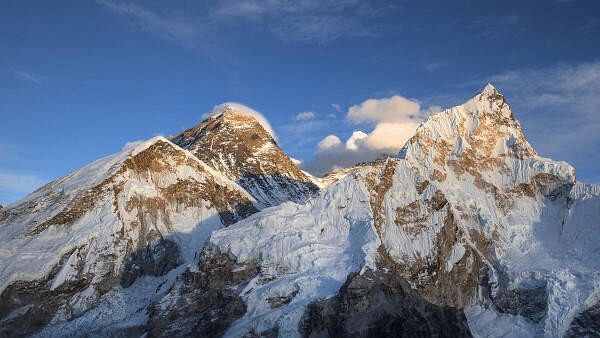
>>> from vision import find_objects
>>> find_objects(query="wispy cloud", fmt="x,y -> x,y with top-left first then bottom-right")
95,0 -> 205,50
0,143 -> 48,204
295,111 -> 316,121
469,11 -> 522,39
11,68 -> 41,84
279,118 -> 332,151
96,0 -> 388,47
424,60 -> 447,72
212,0 -> 382,43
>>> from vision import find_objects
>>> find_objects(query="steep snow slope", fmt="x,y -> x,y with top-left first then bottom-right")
397,84 -> 600,337
1,85 -> 598,338
171,105 -> 319,207
0,137 -> 258,337
196,84 -> 600,337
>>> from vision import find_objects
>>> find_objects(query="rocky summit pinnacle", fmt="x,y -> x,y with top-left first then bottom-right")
480,83 -> 500,97
171,107 -> 318,207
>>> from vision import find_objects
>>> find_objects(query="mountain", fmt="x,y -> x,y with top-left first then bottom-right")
0,104 -> 321,337
171,105 -> 319,207
151,85 -> 600,337
0,85 -> 599,337
0,137 -> 261,337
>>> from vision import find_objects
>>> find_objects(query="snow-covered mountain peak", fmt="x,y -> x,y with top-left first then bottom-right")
179,87 -> 597,338
480,82 -> 501,98
471,83 -> 512,119
399,84 -> 575,193
2,86 -> 599,338
0,134 -> 261,336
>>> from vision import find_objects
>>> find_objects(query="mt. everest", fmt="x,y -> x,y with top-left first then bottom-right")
1,85 -> 599,338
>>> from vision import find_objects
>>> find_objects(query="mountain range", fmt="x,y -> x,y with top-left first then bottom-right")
0,85 -> 598,338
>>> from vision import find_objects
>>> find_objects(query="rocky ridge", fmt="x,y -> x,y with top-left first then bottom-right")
197,85 -> 600,337
0,137 -> 262,337
0,86 -> 598,337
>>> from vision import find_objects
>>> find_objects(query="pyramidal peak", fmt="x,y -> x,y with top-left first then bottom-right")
171,104 -> 319,207
1,85 -> 599,337
480,82 -> 500,97
402,83 -> 529,160
399,83 -> 575,192
209,102 -> 276,139
472,82 -> 512,119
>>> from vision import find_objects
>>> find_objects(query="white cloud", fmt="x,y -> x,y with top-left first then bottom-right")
290,157 -> 303,165
305,95 -> 434,175
12,69 -> 41,84
318,135 -> 343,150
308,135 -> 384,174
362,122 -> 421,150
347,95 -> 422,124
345,131 -> 368,150
295,111 -> 316,121
331,103 -> 341,112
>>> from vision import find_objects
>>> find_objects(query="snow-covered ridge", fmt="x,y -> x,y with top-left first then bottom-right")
0,135 -> 255,296
209,165 -> 381,337
400,84 -> 575,189
200,85 -> 600,337
1,84 -> 598,337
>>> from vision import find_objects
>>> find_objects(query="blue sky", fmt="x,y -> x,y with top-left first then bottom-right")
1,0 -> 600,204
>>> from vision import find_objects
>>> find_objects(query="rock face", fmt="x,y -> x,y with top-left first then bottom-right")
147,248 -> 259,338
300,269 -> 473,338
0,137 -> 259,336
565,301 -> 600,338
0,248 -> 90,338
204,85 -> 600,337
171,106 -> 319,207
1,85 -> 599,338
119,238 -> 181,288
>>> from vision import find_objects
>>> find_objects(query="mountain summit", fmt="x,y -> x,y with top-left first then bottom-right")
158,86 -> 597,337
0,87 -> 598,337
171,105 -> 319,207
